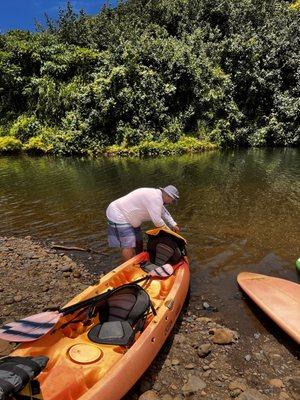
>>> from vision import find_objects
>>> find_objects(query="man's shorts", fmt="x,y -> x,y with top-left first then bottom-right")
107,220 -> 143,248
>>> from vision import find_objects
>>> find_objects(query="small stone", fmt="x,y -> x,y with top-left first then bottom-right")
269,378 -> 284,388
185,363 -> 195,370
138,390 -> 159,400
60,265 -> 72,272
42,285 -> 49,292
253,333 -> 260,339
202,302 -> 217,312
231,389 -> 242,397
13,295 -> 22,302
171,359 -> 180,366
161,395 -> 173,400
237,388 -> 270,400
229,379 -> 248,392
245,354 -> 251,362
182,375 -> 206,395
212,328 -> 236,344
44,303 -> 60,311
152,382 -> 162,392
197,343 -> 212,358
253,352 -> 265,361
73,270 -> 82,278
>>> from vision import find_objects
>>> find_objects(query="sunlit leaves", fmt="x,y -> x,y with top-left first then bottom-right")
0,0 -> 299,154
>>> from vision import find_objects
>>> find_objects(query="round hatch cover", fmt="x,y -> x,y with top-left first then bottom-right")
68,343 -> 102,364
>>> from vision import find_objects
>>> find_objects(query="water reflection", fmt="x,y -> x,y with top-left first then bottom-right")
1,149 -> 300,334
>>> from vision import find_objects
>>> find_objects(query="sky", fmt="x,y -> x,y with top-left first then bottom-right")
0,0 -> 116,33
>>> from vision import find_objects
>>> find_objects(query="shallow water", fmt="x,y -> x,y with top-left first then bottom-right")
1,148 -> 300,339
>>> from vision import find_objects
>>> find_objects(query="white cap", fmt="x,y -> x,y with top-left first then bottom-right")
159,185 -> 179,200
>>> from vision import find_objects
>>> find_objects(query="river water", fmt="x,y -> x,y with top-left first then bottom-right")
1,148 -> 299,338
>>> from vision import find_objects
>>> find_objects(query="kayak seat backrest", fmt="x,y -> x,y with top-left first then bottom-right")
0,356 -> 48,399
88,284 -> 151,346
147,234 -> 186,267
155,243 -> 175,266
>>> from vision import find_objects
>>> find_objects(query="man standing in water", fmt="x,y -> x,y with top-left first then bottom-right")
106,185 -> 180,262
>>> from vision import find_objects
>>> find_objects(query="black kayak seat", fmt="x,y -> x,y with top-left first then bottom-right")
88,284 -> 151,346
142,241 -> 180,273
147,233 -> 186,267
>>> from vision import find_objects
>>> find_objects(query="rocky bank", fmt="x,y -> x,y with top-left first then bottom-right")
0,236 -> 299,400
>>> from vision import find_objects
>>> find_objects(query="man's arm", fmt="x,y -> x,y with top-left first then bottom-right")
162,206 -> 180,232
147,202 -> 167,228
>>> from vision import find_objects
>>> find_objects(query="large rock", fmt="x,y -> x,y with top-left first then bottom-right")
181,375 -> 206,396
212,328 -> 236,344
269,378 -> 284,388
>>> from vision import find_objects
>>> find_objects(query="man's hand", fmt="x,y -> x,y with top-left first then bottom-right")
172,225 -> 180,233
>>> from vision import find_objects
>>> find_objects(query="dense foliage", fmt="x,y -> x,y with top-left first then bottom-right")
0,0 -> 299,155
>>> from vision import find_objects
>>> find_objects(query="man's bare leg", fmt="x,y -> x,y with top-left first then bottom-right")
135,240 -> 143,255
121,247 -> 135,262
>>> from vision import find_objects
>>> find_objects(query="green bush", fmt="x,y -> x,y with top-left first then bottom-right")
37,126 -> 81,155
9,115 -> 40,142
160,119 -> 182,142
24,135 -> 53,154
0,126 -> 8,137
104,135 -> 216,157
0,136 -> 22,153
248,127 -> 267,147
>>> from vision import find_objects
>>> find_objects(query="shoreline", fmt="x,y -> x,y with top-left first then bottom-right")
0,236 -> 299,400
0,136 -> 217,157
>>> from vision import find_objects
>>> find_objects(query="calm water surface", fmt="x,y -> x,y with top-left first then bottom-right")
1,148 -> 300,338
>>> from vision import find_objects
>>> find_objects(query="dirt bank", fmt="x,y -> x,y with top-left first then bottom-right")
0,236 -> 299,400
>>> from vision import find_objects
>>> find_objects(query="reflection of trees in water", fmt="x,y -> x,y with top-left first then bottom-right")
0,148 -> 299,257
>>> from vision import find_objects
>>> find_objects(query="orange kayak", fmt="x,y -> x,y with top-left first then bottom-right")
12,251 -> 190,400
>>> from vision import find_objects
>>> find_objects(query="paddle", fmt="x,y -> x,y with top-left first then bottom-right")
0,263 -> 176,343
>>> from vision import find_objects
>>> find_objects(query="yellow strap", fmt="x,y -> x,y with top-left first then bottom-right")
146,227 -> 187,244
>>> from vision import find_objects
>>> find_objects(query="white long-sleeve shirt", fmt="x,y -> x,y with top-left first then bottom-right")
106,188 -> 177,228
